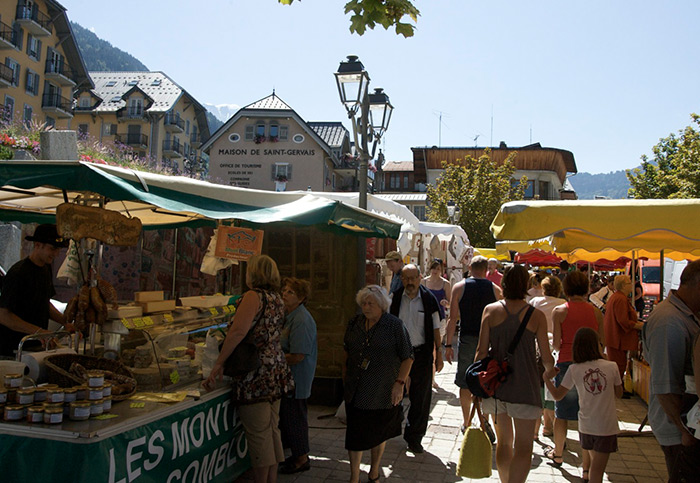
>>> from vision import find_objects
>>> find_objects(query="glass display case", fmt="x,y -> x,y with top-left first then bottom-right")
101,303 -> 237,392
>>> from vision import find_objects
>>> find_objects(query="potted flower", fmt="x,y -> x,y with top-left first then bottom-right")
254,134 -> 266,144
275,175 -> 288,183
275,175 -> 288,192
268,135 -> 279,143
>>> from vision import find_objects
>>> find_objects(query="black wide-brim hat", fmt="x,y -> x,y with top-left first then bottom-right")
25,224 -> 69,248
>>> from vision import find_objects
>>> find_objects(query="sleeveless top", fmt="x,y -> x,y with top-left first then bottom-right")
489,302 -> 541,407
459,278 -> 497,338
229,289 -> 294,405
558,301 -> 598,363
429,287 -> 447,320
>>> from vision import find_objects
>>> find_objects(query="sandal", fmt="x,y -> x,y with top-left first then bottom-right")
543,446 -> 563,467
542,429 -> 554,437
582,470 -> 589,483
367,473 -> 381,482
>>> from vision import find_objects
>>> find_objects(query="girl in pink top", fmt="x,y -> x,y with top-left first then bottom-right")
545,327 -> 622,483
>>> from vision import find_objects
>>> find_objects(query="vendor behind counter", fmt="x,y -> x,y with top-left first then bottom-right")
0,224 -> 72,358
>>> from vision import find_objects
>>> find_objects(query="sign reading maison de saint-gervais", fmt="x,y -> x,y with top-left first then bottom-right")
217,148 -> 316,156
214,148 -> 318,187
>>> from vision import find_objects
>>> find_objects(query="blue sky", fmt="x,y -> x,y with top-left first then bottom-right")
62,0 -> 700,174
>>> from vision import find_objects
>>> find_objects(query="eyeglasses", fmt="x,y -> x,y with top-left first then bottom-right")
281,288 -> 297,296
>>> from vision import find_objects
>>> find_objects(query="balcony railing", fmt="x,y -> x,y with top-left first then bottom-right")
162,140 -> 183,157
45,60 -> 75,86
190,133 -> 202,147
0,20 -> 14,49
163,114 -> 184,132
42,93 -> 73,118
0,63 -> 14,87
115,133 -> 148,147
15,3 -> 51,36
116,107 -> 146,121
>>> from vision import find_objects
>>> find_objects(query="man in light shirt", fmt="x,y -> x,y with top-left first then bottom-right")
389,264 -> 442,454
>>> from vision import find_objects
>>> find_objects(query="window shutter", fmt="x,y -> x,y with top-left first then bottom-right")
12,24 -> 22,50
287,164 -> 292,180
36,39 -> 41,61
33,73 -> 39,94
25,68 -> 30,91
26,35 -> 31,55
110,124 -> 117,135
271,164 -> 276,179
245,125 -> 254,141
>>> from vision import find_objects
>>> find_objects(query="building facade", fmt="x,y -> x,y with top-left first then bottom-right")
73,71 -> 210,176
0,0 -> 92,127
203,93 -> 368,192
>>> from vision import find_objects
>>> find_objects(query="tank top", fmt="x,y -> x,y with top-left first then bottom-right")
428,287 -> 447,320
558,300 -> 598,363
489,301 -> 541,407
459,278 -> 497,338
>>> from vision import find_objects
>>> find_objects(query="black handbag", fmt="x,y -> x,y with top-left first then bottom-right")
221,291 -> 265,377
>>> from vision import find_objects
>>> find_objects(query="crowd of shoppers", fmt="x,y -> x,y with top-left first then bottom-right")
200,250 -> 699,483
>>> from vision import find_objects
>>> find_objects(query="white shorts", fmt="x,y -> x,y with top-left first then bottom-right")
481,398 -> 542,420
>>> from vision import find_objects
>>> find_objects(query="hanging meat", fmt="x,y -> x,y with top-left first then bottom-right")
64,279 -> 119,330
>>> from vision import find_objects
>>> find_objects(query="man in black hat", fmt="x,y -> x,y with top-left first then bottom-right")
0,224 -> 72,357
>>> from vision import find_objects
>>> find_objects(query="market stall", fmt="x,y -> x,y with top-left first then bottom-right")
490,199 -> 700,402
0,160 -> 401,481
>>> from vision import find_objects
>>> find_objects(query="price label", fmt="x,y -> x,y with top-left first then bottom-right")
121,318 -> 134,329
130,402 -> 145,409
221,306 -> 231,314
170,370 -> 180,384
228,305 -> 236,314
208,308 -> 218,316
163,313 -> 174,323
93,413 -> 119,420
143,317 -> 154,327
133,318 -> 145,328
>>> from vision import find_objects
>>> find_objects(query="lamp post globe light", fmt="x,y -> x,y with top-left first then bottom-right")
446,199 -> 461,224
335,55 -> 394,209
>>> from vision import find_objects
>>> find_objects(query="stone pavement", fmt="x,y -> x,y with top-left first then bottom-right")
240,362 -> 668,482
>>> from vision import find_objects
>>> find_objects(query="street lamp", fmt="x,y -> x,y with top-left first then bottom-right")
335,55 -> 393,209
446,200 -> 461,224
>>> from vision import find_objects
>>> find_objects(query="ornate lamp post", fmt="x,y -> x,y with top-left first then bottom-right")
447,199 -> 461,224
335,55 -> 393,209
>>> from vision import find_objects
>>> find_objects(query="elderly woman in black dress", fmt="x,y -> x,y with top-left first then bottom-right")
344,285 -> 413,483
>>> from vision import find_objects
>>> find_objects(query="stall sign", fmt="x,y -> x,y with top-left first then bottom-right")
214,226 -> 264,261
0,392 -> 250,483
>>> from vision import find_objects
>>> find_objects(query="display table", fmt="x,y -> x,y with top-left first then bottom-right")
632,358 -> 651,404
0,386 -> 250,483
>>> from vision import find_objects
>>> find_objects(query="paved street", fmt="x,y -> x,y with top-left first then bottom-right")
239,362 -> 667,482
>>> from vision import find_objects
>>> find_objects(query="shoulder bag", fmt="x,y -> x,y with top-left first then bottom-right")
222,290 -> 266,377
465,304 -> 535,398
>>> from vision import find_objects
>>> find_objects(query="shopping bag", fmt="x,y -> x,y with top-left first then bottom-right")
456,400 -> 493,478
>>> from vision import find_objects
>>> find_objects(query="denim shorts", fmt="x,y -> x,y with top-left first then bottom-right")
455,335 -> 479,389
554,361 -> 579,420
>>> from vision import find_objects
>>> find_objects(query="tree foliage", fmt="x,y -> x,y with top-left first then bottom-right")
627,114 -> 700,199
278,0 -> 419,37
426,150 -> 527,248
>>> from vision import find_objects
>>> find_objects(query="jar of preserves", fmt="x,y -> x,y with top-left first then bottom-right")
0,387 -> 8,404
86,371 -> 105,388
74,385 -> 87,400
90,399 -> 104,416
4,373 -> 22,388
4,404 -> 24,421
44,407 -> 63,424
63,387 -> 77,403
102,382 -> 112,397
16,388 -> 35,405
26,406 -> 44,423
46,388 -> 65,404
102,396 -> 112,413
33,387 -> 47,402
69,401 -> 91,421
88,386 -> 103,401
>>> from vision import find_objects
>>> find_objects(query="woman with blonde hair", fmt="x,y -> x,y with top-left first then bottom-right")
205,255 -> 293,483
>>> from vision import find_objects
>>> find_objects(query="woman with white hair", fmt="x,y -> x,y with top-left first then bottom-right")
604,275 -> 644,383
343,285 -> 413,483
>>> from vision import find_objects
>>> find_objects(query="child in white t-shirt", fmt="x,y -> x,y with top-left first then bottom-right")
544,327 -> 622,483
